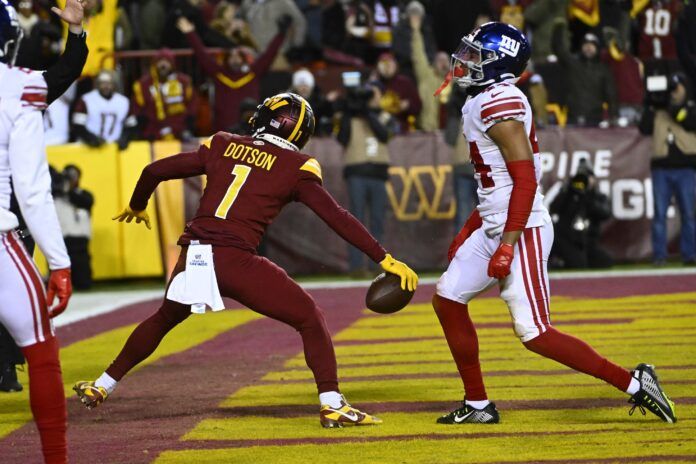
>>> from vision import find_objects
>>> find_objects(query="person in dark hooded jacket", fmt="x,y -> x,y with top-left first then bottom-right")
552,21 -> 618,126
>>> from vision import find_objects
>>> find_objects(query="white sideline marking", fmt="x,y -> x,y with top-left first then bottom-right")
55,267 -> 695,327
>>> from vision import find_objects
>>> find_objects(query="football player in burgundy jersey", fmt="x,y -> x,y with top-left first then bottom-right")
432,22 -> 676,424
74,92 -> 418,428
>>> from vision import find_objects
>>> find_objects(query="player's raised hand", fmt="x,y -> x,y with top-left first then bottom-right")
113,206 -> 151,229
380,254 -> 419,292
51,0 -> 84,32
46,268 -> 72,318
487,243 -> 514,279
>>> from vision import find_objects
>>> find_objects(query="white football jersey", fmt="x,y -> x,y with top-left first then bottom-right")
0,62 -> 70,269
461,81 -> 550,236
73,89 -> 131,142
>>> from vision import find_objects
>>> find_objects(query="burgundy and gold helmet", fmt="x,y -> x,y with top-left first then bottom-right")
250,92 -> 315,150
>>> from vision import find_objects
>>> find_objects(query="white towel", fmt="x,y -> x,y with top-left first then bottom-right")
166,243 -> 225,314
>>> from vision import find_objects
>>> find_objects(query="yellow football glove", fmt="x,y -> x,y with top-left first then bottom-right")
112,206 -> 151,229
380,253 -> 419,292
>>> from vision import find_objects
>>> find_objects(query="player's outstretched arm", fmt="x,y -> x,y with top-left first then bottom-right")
295,179 -> 418,291
118,149 -> 207,228
486,119 -> 537,279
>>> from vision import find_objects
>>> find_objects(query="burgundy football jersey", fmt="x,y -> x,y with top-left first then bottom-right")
637,0 -> 679,61
179,132 -> 322,250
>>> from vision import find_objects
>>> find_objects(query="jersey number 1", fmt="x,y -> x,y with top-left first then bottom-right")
215,164 -> 252,219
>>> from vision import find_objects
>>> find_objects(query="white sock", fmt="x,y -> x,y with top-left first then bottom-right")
465,399 -> 490,409
95,372 -> 118,394
626,376 -> 640,396
319,391 -> 343,408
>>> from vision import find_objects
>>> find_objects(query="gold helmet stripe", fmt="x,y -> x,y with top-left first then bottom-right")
288,97 -> 306,143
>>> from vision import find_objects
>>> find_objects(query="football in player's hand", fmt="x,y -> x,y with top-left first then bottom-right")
365,273 -> 414,314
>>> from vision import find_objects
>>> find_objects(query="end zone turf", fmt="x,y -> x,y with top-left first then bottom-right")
0,275 -> 694,463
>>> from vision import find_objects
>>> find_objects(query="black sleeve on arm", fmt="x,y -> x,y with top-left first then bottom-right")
43,31 -> 88,105
294,178 -> 387,263
130,150 -> 205,211
336,112 -> 352,147
638,106 -> 655,135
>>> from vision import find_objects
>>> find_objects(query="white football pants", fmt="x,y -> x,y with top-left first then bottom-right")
437,220 -> 554,342
0,231 -> 53,347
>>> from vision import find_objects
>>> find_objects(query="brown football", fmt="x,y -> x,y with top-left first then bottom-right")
365,272 -> 414,314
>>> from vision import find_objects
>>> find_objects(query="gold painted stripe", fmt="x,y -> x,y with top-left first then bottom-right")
288,98 -> 306,142
270,100 -> 289,110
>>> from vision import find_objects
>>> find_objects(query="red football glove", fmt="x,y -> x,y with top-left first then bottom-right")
46,268 -> 72,318
448,210 -> 483,262
487,243 -> 514,279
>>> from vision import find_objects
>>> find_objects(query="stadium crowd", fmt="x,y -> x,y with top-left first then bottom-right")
11,0 -> 696,271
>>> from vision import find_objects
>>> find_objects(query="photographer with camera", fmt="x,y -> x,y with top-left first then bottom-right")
639,72 -> 696,265
54,165 -> 94,289
550,161 -> 613,269
336,75 -> 397,275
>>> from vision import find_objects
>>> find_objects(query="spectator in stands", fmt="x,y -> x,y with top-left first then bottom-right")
163,0 -> 236,48
289,68 -> 337,136
336,80 -> 396,275
139,0 -> 166,49
639,72 -> 696,265
229,98 -> 259,135
634,0 -> 681,76
553,24 -> 618,126
392,1 -> 437,77
239,0 -> 306,67
431,0 -> 491,53
320,0 -> 347,51
601,33 -> 644,126
73,70 -> 137,149
371,0 -> 404,56
209,1 -> 257,49
372,52 -> 422,133
44,83 -> 77,146
177,15 -> 289,131
131,49 -> 197,141
516,68 -> 550,127
408,9 -> 448,131
550,164 -> 613,269
444,86 -> 477,232
676,0 -> 696,86
345,0 -> 376,64
524,0 -> 568,63
54,165 -> 94,290
16,0 -> 38,35
491,0 -> 530,31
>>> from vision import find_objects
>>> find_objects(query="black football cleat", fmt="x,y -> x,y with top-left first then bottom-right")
628,363 -> 676,423
436,401 -> 500,424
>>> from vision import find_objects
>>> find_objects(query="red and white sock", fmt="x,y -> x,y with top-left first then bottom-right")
21,337 -> 67,464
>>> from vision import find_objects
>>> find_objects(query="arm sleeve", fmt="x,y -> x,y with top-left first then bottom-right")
68,189 -> 94,211
186,31 -> 222,78
9,99 -> 70,270
294,178 -> 387,263
638,106 -> 655,135
129,149 -> 206,211
504,160 -> 537,232
366,111 -> 391,143
411,28 -> 432,84
336,112 -> 352,147
43,31 -> 88,106
252,32 -> 286,75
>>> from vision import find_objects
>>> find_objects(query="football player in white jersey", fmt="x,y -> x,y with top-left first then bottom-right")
432,22 -> 676,424
0,0 -> 88,462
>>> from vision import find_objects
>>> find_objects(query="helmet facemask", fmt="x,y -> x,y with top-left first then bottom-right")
0,15 -> 23,67
450,36 -> 497,88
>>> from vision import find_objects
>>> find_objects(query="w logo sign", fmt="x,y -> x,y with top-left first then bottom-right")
499,35 -> 520,57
